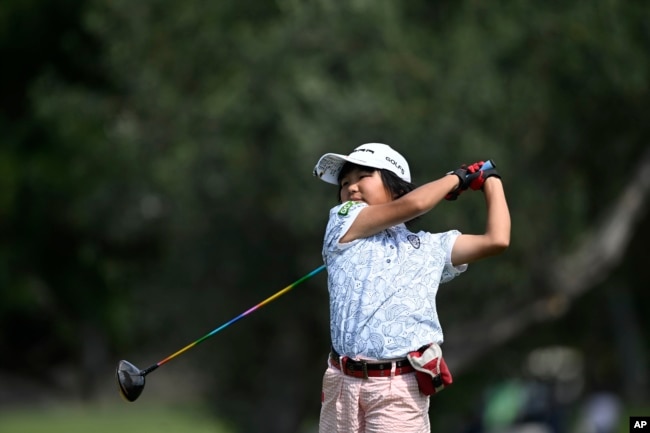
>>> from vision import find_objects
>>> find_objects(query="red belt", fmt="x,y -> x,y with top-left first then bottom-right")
329,352 -> 414,379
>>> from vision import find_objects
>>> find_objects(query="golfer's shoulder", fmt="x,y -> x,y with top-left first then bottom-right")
329,201 -> 367,218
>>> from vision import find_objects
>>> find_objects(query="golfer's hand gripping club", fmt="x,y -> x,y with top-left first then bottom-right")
445,159 -> 498,200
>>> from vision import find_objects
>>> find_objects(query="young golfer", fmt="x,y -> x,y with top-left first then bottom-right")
313,143 -> 511,433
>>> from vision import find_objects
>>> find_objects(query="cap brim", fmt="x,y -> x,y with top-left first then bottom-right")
313,153 -> 351,185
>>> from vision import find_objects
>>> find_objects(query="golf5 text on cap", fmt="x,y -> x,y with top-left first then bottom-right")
314,143 -> 411,185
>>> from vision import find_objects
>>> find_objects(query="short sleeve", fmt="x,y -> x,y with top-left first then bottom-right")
438,230 -> 468,283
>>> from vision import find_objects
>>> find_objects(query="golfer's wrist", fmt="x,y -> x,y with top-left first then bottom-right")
482,176 -> 503,194
483,175 -> 502,188
445,173 -> 462,191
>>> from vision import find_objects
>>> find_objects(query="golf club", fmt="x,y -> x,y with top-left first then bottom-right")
116,264 -> 326,402
482,159 -> 495,171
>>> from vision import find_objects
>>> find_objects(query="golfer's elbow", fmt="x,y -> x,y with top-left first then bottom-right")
489,233 -> 510,254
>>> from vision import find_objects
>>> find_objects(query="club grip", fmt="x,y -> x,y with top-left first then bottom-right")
482,159 -> 495,170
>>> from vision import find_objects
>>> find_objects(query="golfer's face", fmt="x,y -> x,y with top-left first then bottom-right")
339,168 -> 392,205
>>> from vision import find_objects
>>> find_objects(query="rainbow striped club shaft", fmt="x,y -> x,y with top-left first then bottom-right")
141,264 -> 326,375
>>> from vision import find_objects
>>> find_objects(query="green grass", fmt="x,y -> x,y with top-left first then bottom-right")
0,403 -> 235,433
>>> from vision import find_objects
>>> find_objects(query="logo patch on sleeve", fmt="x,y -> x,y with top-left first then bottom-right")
338,201 -> 354,216
407,234 -> 421,249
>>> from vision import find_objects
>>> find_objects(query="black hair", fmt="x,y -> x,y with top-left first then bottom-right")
337,162 -> 420,227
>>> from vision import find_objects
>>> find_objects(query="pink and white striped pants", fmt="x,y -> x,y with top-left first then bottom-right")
319,359 -> 431,433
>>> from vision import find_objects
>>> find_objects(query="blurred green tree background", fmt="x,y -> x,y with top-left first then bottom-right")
1,1 -> 648,432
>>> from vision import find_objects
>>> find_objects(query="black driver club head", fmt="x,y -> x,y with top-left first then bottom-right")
116,360 -> 145,402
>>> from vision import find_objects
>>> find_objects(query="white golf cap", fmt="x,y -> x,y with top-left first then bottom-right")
313,143 -> 411,185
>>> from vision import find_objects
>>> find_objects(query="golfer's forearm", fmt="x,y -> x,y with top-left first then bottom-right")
401,174 -> 460,214
341,175 -> 459,242
483,178 -> 510,249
